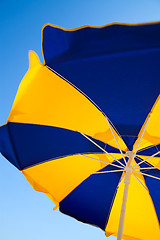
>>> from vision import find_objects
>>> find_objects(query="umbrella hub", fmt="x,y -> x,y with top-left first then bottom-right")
125,151 -> 134,160
124,166 -> 132,174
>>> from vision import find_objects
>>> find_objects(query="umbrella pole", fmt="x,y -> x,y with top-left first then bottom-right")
117,151 -> 133,240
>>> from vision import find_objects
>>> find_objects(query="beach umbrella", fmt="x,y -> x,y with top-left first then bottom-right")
0,22 -> 160,240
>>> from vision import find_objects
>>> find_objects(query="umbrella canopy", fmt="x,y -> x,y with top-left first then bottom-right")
0,22 -> 160,240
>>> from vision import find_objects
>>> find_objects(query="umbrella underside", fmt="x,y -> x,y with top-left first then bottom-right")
0,22 -> 160,239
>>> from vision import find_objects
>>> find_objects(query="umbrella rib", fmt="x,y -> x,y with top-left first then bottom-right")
132,115 -> 151,161
80,132 -> 125,167
134,166 -> 160,170
133,170 -> 160,181
136,144 -> 158,153
79,154 -> 124,169
155,145 -> 160,152
106,117 -> 127,165
46,65 -> 107,115
134,156 -> 153,168
93,169 -> 124,174
132,173 -> 149,192
133,151 -> 160,168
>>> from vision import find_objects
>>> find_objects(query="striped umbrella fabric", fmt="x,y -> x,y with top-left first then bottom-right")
0,22 -> 160,240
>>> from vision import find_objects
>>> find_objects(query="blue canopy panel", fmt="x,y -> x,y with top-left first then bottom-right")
0,122 -> 120,170
0,123 -> 19,169
42,23 -> 160,140
60,161 -> 123,230
137,144 -> 160,157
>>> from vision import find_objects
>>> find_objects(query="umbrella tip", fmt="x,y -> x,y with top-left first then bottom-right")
28,50 -> 41,69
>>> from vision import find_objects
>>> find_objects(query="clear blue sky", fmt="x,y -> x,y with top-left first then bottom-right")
0,1 -> 160,240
